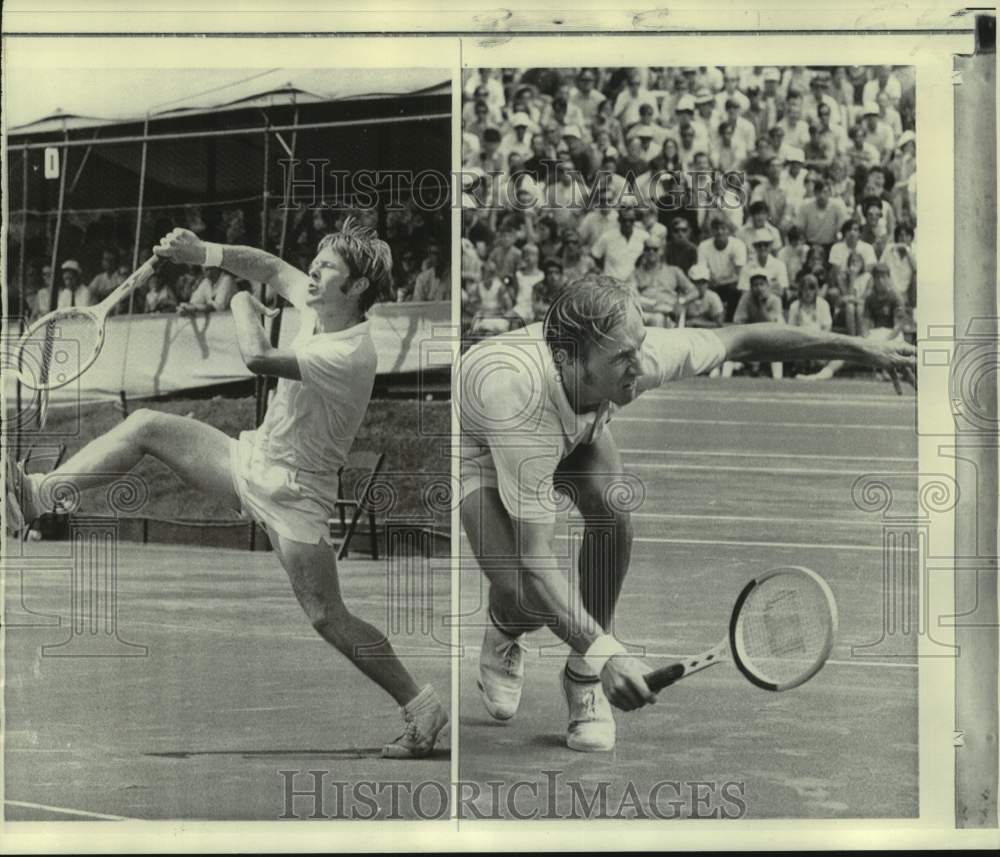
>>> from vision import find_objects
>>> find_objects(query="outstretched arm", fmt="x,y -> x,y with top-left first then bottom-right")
513,520 -> 656,711
153,228 -> 309,306
713,322 -> 917,387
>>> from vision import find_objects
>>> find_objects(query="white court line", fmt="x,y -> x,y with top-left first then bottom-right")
628,511 -> 888,528
621,448 -> 917,463
615,416 -> 913,430
4,799 -> 133,821
622,535 -> 895,552
638,390 -> 910,407
623,461 -> 910,477
641,656 -> 916,671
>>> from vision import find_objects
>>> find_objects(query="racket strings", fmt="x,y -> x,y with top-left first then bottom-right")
735,575 -> 833,686
21,315 -> 101,390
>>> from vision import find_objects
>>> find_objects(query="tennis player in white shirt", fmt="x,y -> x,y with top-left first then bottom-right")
6,219 -> 447,759
459,274 -> 915,753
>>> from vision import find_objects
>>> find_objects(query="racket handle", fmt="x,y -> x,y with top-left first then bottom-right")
645,662 -> 686,693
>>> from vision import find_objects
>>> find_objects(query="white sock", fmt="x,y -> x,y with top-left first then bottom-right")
404,684 -> 437,713
565,652 -> 600,682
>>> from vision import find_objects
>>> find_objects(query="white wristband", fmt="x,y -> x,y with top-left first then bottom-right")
203,243 -> 223,268
583,634 -> 627,676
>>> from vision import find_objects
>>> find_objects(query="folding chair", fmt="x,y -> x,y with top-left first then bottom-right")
330,450 -> 386,560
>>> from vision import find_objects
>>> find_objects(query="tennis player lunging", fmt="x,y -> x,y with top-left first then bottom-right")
6,220 -> 448,758
459,274 -> 915,752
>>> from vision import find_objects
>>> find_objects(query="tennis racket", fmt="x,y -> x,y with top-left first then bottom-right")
15,256 -> 161,392
645,566 -> 838,693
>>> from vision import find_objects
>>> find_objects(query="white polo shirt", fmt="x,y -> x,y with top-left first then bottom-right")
459,323 -> 727,522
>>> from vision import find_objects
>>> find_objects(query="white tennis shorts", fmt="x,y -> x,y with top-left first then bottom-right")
229,430 -> 338,546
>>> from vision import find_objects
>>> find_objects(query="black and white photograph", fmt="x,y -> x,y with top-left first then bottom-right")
458,62 -> 924,819
2,43 -> 454,821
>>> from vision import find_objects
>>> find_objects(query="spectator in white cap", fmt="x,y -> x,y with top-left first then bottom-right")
723,96 -> 757,154
761,67 -> 783,117
692,89 -> 718,147
464,68 -> 506,114
664,91 -> 696,128
683,263 -> 725,329
737,228 -> 789,300
57,259 -> 93,309
803,71 -> 843,128
569,68 -> 606,127
625,235 -> 696,327
778,146 -> 808,217
890,130 -> 916,223
499,113 -> 535,162
862,103 -> 895,163
613,69 -> 658,128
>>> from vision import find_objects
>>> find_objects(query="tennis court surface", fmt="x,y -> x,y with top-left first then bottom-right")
5,542 -> 451,820
458,376 -> 919,819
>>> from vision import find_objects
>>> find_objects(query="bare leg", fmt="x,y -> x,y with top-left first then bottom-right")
270,531 -> 421,707
33,408 -> 239,512
460,487 -> 550,635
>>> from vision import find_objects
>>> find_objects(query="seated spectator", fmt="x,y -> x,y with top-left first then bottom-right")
827,157 -> 855,209
394,248 -> 421,302
532,259 -> 565,320
560,229 -> 595,284
737,230 -> 789,302
801,263 -> 905,381
778,225 -> 809,292
88,248 -> 124,305
413,242 -> 450,302
736,200 -> 783,254
788,273 -> 832,333
532,215 -> 563,262
626,236 -> 696,327
512,244 -> 544,324
180,267 -> 237,314
726,271 -> 785,379
591,207 -> 648,282
144,271 -> 179,313
57,260 -> 92,309
639,205 -> 667,248
682,264 -> 726,329
855,166 -> 897,240
541,158 -> 588,228
829,218 -> 877,280
796,179 -> 849,257
880,222 -> 916,306
472,272 -> 518,335
711,121 -> 746,173
34,265 -> 54,317
697,217 -> 747,321
840,250 -> 872,336
859,196 -> 889,258
486,226 -> 522,280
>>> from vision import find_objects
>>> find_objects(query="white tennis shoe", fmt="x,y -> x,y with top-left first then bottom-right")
381,685 -> 448,759
477,620 -> 527,721
561,669 -> 616,752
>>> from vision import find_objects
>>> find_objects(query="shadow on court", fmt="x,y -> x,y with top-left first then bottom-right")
4,542 -> 452,820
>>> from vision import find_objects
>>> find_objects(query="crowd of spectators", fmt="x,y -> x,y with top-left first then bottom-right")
14,198 -> 450,323
461,65 -> 917,379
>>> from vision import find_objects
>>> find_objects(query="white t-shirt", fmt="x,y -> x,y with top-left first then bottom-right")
592,228 -> 649,282
829,240 -> 877,271
256,291 -> 377,475
459,323 -> 727,522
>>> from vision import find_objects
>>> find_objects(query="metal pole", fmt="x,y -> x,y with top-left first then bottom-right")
127,115 -> 151,313
7,112 -> 450,152
953,18 -> 998,829
46,139 -> 69,311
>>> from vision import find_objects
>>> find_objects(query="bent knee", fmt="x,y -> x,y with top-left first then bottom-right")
572,476 -> 637,525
